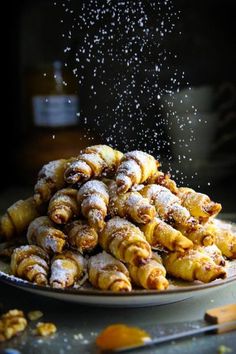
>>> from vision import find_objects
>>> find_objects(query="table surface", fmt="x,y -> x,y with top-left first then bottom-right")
0,281 -> 235,354
0,189 -> 236,354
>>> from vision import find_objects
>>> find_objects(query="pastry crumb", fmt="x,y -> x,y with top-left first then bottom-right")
35,322 -> 57,337
27,310 -> 43,321
218,345 -> 232,354
0,309 -> 27,342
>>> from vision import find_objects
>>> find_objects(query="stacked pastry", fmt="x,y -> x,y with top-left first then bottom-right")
0,145 -> 235,292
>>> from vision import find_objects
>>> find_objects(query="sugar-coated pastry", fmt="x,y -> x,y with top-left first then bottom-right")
140,184 -> 195,227
207,219 -> 236,259
65,220 -> 98,254
50,250 -> 86,288
107,180 -> 156,224
178,223 -> 215,246
146,171 -> 178,195
88,251 -> 132,291
77,180 -> 109,231
140,217 -> 193,252
200,244 -> 225,266
34,159 -> 68,206
115,150 -> 159,193
99,217 -> 152,266
27,216 -> 67,254
0,197 -> 40,240
0,144 -> 233,293
128,253 -> 169,290
178,187 -> 222,222
11,245 -> 50,285
64,145 -> 123,184
163,248 -> 226,283
48,188 -> 79,224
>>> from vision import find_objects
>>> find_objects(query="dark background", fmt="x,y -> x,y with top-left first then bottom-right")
2,0 -> 236,210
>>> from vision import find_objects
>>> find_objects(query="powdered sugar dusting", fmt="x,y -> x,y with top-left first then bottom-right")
29,264 -> 48,276
126,150 -> 156,167
171,203 -> 191,219
106,216 -> 136,231
89,251 -> 123,270
68,160 -> 89,172
78,180 -> 109,199
39,160 -> 65,179
78,153 -> 105,167
125,192 -> 146,209
117,159 -> 142,178
51,194 -> 73,204
132,184 -> 145,192
155,187 -> 179,206
81,194 -> 107,211
50,259 -> 71,284
105,217 -> 146,242
43,235 -> 63,253
142,184 -> 191,221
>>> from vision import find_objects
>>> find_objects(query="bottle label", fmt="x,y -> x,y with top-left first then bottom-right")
32,95 -> 79,127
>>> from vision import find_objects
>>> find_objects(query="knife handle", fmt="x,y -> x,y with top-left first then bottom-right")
204,303 -> 236,333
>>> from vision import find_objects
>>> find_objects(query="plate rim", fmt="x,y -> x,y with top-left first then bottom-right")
1,218 -> 235,299
0,269 -> 235,298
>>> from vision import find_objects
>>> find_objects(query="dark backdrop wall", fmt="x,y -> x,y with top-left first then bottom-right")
2,0 -> 236,207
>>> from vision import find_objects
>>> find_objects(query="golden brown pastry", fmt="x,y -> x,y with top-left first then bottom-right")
64,145 -> 123,184
48,188 -> 79,224
50,250 -> 86,288
77,180 -> 109,231
178,187 -> 222,222
34,159 -> 68,206
88,251 -> 132,291
65,220 -> 98,254
207,219 -> 236,259
115,150 -> 159,193
11,245 -> 50,285
140,184 -> 194,227
107,180 -> 156,224
128,253 -> 169,290
178,223 -> 215,246
0,197 -> 40,240
163,248 -> 226,283
199,245 -> 225,266
27,216 -> 67,254
99,217 -> 152,266
146,171 -> 178,194
140,217 -> 193,252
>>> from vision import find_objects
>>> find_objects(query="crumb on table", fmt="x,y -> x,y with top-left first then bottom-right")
0,309 -> 27,342
218,345 -> 232,354
35,322 -> 57,337
27,310 -> 43,321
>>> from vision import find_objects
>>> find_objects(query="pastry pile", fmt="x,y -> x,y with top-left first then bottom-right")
0,145 -> 235,291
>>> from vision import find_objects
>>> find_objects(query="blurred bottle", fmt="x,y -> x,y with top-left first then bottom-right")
16,1 -> 101,185
29,60 -> 79,129
18,59 -> 100,184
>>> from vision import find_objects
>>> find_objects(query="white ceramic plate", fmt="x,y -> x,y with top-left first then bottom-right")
0,220 -> 236,308
0,264 -> 236,307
